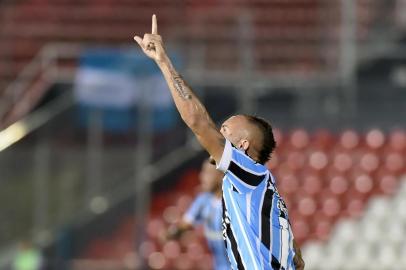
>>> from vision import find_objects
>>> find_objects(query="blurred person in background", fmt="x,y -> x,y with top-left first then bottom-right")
12,241 -> 42,270
134,15 -> 304,270
165,158 -> 229,270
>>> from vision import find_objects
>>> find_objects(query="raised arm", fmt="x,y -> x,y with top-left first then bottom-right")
134,15 -> 224,163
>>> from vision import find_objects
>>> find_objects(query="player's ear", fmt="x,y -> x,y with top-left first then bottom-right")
238,139 -> 250,151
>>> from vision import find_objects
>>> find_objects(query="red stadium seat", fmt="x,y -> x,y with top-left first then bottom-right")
297,196 -> 317,217
174,253 -> 194,270
301,174 -> 323,196
354,174 -> 374,195
329,175 -> 350,196
321,196 -> 342,218
365,129 -> 385,150
308,150 -> 329,171
186,242 -> 205,261
162,241 -> 181,260
278,174 -> 300,195
359,152 -> 380,173
290,129 -> 310,150
345,196 -> 365,218
148,252 -> 168,270
292,217 -> 311,243
388,130 -> 406,152
378,174 -> 399,195
384,153 -> 404,173
332,152 -> 353,173
196,254 -> 214,270
339,130 -> 360,150
313,215 -> 334,241
286,151 -> 306,171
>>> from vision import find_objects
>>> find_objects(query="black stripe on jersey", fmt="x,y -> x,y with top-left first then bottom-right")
227,221 -> 245,270
222,197 -> 245,270
271,255 -> 281,269
261,185 -> 274,249
229,161 -> 265,186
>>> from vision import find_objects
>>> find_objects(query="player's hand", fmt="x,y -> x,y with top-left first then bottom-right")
165,224 -> 182,240
134,14 -> 167,63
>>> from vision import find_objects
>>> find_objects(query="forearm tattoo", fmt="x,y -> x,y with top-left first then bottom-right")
170,70 -> 192,100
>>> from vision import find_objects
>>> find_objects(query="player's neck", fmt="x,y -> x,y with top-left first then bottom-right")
247,148 -> 260,164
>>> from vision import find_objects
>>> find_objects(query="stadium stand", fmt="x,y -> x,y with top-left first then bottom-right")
0,0 -> 386,126
76,128 -> 405,269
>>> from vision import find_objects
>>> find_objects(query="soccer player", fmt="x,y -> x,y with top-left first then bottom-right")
166,159 -> 228,270
134,15 -> 305,270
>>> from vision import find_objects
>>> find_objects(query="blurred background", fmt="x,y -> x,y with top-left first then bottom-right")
0,0 -> 405,269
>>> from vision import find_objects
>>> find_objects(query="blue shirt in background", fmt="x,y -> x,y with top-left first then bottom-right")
184,192 -> 229,270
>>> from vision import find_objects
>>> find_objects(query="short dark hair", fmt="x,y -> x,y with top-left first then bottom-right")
243,115 -> 276,164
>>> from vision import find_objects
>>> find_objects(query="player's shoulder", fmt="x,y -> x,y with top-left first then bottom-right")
221,139 -> 269,176
232,149 -> 269,173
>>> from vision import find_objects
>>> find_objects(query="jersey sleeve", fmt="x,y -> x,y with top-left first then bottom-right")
183,193 -> 207,225
217,139 -> 268,191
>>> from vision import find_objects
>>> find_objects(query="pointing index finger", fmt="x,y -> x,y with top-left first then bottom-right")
152,14 -> 158,34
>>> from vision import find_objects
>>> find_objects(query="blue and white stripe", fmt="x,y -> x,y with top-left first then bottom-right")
217,140 -> 296,270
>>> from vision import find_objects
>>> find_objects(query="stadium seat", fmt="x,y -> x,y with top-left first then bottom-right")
290,129 -> 310,150
301,174 -> 322,195
359,152 -> 380,173
354,174 -> 374,194
329,175 -> 349,196
286,151 -> 306,171
384,152 -> 404,173
365,129 -> 386,150
378,173 -> 398,195
321,196 -> 341,218
148,251 -> 169,269
162,240 -> 181,260
339,130 -> 360,150
388,130 -> 406,151
332,152 -> 353,173
297,196 -> 317,217
308,150 -> 329,171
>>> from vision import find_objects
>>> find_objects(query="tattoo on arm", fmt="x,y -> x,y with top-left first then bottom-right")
170,70 -> 192,100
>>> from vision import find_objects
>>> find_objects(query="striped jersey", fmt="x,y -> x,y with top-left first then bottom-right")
183,192 -> 229,270
217,140 -> 296,270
